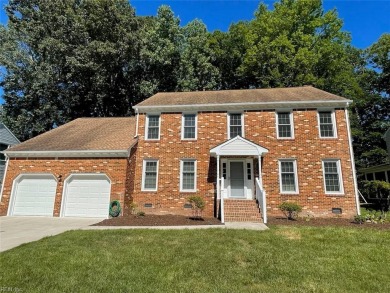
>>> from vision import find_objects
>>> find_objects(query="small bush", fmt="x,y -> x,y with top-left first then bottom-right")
354,215 -> 365,224
359,180 -> 390,212
279,202 -> 302,220
188,196 -> 206,219
129,202 -> 138,215
137,211 -> 145,217
355,210 -> 388,224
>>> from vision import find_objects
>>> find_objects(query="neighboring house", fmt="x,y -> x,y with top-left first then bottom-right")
0,123 -> 20,192
0,118 -> 137,217
0,86 -> 361,222
359,128 -> 390,183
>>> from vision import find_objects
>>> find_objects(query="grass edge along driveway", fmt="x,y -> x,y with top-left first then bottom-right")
1,226 -> 389,293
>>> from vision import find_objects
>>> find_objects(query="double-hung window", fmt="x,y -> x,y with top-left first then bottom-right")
277,112 -> 294,138
146,115 -> 160,140
229,113 -> 243,138
182,114 -> 197,140
322,160 -> 343,194
180,160 -> 196,192
318,111 -> 336,138
142,160 -> 159,191
279,160 -> 298,193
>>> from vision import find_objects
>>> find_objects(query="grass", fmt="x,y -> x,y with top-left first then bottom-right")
1,226 -> 389,293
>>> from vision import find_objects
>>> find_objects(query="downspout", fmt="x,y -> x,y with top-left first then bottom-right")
0,155 -> 10,202
345,106 -> 361,215
134,108 -> 139,137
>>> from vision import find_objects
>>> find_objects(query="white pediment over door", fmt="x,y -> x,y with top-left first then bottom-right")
210,136 -> 269,157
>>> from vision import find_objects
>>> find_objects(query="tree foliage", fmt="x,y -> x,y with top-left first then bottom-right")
0,0 -> 388,170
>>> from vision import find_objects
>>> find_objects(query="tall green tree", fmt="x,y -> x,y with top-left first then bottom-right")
209,22 -> 250,89
0,0 -> 140,141
177,19 -> 220,91
138,5 -> 181,97
240,0 -> 358,96
350,34 -> 390,168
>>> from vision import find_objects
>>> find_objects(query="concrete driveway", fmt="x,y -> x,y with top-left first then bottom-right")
0,216 -> 103,252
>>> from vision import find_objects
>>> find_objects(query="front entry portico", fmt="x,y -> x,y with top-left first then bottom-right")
210,136 -> 269,223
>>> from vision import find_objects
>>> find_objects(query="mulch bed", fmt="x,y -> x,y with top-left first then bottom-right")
93,214 -> 389,230
268,217 -> 390,230
93,214 -> 223,226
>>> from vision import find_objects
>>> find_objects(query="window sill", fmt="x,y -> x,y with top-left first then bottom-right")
325,193 -> 345,196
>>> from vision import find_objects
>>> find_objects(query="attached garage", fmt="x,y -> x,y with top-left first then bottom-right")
8,174 -> 57,216
62,174 -> 111,218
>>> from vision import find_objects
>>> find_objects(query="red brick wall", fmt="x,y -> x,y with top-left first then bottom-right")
0,157 -> 130,216
132,109 -> 357,218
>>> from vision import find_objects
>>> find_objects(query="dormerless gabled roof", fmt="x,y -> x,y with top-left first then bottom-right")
4,117 -> 137,158
133,86 -> 352,113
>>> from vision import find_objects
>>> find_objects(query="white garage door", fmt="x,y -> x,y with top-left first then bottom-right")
62,174 -> 111,218
10,174 -> 57,216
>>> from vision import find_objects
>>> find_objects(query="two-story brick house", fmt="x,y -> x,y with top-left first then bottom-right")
0,86 -> 360,222
131,86 -> 360,222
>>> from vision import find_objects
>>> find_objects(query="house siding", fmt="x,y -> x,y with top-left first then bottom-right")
0,156 -> 133,216
0,124 -> 20,146
132,109 -> 357,218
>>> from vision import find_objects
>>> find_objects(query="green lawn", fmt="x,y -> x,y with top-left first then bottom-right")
1,226 -> 389,293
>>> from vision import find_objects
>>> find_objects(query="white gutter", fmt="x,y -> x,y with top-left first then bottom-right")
135,109 -> 139,137
133,99 -> 352,112
0,155 -> 9,202
345,107 -> 361,215
4,149 -> 130,158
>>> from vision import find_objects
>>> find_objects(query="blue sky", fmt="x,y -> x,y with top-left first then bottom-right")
0,0 -> 389,103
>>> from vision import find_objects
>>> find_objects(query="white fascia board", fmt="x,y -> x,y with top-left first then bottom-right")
4,150 -> 130,158
133,100 -> 353,113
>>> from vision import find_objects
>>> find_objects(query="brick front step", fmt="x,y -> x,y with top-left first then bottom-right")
223,199 -> 263,223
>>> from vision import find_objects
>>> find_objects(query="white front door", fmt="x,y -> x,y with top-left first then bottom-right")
224,159 -> 254,199
230,161 -> 245,197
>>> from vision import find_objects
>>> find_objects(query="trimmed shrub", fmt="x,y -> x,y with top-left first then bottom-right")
279,202 -> 302,220
188,196 -> 206,219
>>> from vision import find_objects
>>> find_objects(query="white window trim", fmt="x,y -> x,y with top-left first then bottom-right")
227,112 -> 244,139
278,159 -> 299,194
145,114 -> 161,140
181,113 -> 198,140
322,159 -> 344,195
276,111 -> 294,139
317,110 -> 337,138
141,159 -> 159,192
180,159 -> 197,192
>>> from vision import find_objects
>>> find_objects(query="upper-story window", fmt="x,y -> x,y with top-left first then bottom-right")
0,144 -> 7,166
182,114 -> 197,140
228,113 -> 243,138
146,115 -> 160,140
276,112 -> 294,139
318,111 -> 337,138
